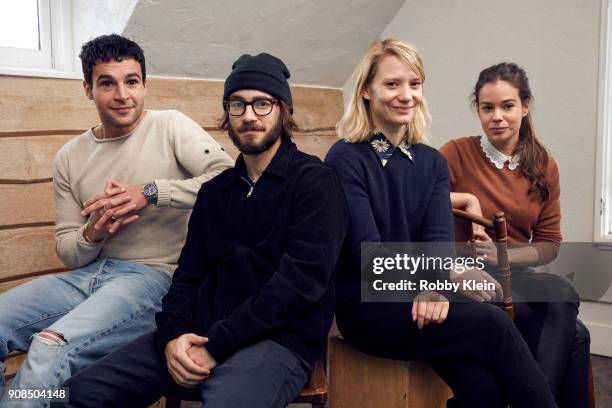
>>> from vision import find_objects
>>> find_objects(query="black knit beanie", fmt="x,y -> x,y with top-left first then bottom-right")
223,53 -> 293,113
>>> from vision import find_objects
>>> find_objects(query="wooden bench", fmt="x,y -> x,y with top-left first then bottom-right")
0,75 -> 453,407
328,335 -> 452,408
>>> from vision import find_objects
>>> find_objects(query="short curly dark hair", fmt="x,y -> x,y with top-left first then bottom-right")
79,34 -> 146,85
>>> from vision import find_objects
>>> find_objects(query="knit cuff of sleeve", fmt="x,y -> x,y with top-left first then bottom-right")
76,222 -> 105,248
154,179 -> 172,208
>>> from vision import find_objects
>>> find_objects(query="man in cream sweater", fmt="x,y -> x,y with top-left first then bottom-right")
0,34 -> 232,407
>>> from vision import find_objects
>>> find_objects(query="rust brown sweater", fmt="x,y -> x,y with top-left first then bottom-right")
439,136 -> 562,264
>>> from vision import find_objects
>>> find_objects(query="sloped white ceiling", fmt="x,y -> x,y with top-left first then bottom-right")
123,0 -> 406,87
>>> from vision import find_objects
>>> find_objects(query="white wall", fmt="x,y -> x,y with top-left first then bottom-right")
71,0 -> 139,71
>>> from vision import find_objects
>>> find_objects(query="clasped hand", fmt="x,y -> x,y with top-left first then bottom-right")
81,180 -> 147,241
165,333 -> 217,387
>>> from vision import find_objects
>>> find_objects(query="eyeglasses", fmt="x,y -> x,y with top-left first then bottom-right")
224,99 -> 277,116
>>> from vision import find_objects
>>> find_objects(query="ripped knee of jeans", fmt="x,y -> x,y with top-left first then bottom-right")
34,329 -> 67,345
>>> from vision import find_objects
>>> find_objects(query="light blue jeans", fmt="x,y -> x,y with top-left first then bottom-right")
0,259 -> 171,407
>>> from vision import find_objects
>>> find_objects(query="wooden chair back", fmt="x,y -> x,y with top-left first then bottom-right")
452,209 -> 514,320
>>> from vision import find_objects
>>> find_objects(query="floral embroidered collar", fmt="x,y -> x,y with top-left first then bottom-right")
479,135 -> 520,170
369,132 -> 414,166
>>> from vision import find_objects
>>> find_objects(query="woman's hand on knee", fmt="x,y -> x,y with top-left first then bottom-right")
411,291 -> 449,329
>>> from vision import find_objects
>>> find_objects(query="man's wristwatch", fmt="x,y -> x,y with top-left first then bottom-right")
143,182 -> 158,205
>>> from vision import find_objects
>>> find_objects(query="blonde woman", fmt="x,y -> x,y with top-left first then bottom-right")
325,39 -> 557,408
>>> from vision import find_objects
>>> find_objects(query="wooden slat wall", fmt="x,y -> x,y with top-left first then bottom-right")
0,77 -> 342,133
0,226 -> 65,280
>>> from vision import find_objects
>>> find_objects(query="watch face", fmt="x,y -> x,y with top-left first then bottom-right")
144,183 -> 157,196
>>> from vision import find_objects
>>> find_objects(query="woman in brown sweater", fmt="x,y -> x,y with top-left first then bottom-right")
440,62 -> 590,408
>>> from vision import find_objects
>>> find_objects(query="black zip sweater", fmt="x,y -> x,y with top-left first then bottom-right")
155,139 -> 348,366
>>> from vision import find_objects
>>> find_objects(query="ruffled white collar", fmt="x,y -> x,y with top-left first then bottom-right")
479,135 -> 520,170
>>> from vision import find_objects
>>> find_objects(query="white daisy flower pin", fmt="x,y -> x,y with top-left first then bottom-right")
371,138 -> 390,153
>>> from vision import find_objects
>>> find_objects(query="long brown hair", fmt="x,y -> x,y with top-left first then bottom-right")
218,99 -> 298,140
472,62 -> 550,201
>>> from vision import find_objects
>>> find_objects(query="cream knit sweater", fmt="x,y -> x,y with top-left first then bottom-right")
53,110 -> 234,272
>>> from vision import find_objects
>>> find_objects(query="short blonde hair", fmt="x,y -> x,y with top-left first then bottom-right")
337,38 -> 431,144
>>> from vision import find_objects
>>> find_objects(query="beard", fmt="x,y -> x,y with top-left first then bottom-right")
228,119 -> 282,155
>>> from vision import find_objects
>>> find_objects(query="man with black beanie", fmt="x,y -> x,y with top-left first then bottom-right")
56,53 -> 348,408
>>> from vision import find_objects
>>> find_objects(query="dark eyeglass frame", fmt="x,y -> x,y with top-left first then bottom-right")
224,98 -> 277,116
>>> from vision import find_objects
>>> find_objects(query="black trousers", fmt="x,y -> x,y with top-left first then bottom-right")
52,332 -> 310,408
336,301 -> 558,408
510,271 -> 590,408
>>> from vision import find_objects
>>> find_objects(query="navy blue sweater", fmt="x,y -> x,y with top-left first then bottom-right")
156,140 -> 348,366
325,137 -> 454,306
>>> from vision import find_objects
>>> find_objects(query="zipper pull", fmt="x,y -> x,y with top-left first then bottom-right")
240,176 -> 256,198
